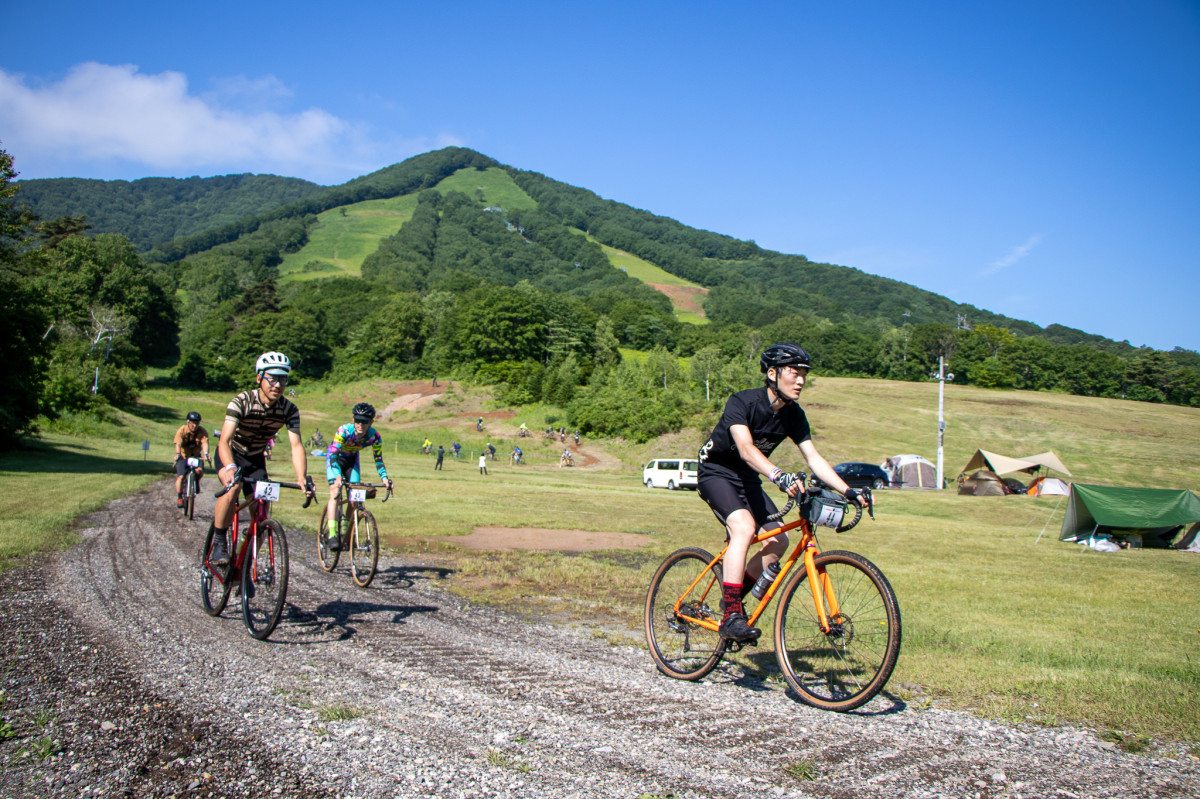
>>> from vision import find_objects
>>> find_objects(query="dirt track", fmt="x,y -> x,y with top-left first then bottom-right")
1,481 -> 1197,798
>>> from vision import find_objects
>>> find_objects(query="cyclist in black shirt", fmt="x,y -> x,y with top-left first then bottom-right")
697,343 -> 867,643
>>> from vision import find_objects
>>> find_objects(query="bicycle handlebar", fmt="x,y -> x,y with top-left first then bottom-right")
214,468 -> 317,508
767,476 -> 874,533
343,482 -> 394,503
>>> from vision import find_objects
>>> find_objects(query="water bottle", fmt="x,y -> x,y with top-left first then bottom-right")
750,561 -> 781,600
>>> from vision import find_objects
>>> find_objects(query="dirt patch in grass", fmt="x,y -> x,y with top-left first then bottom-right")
647,282 -> 708,317
443,526 -> 652,552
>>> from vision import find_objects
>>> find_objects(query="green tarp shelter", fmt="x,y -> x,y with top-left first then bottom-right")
1060,483 -> 1200,548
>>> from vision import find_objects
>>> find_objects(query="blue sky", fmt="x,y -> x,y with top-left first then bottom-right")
3,1 -> 1198,351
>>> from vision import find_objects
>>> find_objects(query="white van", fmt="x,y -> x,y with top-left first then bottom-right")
642,458 -> 699,490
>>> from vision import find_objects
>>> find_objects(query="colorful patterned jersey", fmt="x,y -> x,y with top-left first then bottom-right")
326,423 -> 388,479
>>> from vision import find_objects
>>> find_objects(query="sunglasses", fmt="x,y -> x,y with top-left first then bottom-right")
263,374 -> 289,386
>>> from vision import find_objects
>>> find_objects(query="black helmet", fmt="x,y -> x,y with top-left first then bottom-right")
352,402 -> 376,423
186,411 -> 201,422
760,343 -> 811,374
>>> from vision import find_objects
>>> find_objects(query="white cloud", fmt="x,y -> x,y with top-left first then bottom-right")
0,63 -> 451,183
980,234 -> 1045,277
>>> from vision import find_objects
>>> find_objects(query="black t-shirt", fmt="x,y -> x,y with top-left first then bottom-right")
698,387 -> 811,483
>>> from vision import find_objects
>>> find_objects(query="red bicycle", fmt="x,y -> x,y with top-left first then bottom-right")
200,470 -> 314,640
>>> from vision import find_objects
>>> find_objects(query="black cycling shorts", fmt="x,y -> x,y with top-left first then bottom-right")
214,449 -> 269,499
697,473 -> 782,532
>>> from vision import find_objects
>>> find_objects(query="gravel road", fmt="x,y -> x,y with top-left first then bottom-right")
2,481 -> 1197,798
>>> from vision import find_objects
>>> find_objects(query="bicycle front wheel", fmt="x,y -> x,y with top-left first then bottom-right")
350,510 -> 379,588
185,473 -> 196,520
317,506 -> 340,571
773,550 -> 901,712
644,547 -> 728,681
241,520 -> 289,640
199,526 -> 231,617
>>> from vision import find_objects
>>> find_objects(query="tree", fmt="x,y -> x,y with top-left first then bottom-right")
0,145 -> 47,445
690,345 -> 726,404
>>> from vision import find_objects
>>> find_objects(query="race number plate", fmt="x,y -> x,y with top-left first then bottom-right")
813,503 -> 845,529
349,489 -> 367,503
254,481 -> 280,502
186,457 -> 200,467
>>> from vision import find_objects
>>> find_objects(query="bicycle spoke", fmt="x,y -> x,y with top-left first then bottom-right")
242,520 -> 289,640
774,550 -> 901,711
645,548 -> 727,681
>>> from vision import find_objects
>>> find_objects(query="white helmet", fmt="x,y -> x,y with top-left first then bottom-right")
255,351 -> 291,376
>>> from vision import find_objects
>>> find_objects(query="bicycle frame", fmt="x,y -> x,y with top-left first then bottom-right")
207,493 -> 274,589
672,515 -> 842,635
331,482 -> 390,541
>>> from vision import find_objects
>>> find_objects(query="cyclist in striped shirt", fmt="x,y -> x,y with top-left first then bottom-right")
323,402 -> 392,551
208,351 -> 314,566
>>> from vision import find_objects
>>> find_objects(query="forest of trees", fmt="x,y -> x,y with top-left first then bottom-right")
3,144 -> 1197,448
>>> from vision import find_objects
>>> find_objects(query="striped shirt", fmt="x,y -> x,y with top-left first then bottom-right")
224,390 -> 301,456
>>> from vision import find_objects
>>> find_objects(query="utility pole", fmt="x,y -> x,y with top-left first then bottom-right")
932,356 -> 954,488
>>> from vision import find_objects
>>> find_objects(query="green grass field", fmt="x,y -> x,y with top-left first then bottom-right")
4,376 -> 1198,743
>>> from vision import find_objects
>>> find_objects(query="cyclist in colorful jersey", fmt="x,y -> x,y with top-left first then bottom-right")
323,402 -> 393,551
697,343 -> 867,643
209,351 -> 314,566
173,411 -> 210,508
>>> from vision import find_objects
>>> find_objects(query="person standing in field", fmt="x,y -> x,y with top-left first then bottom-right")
435,444 -> 445,470
478,453 -> 488,475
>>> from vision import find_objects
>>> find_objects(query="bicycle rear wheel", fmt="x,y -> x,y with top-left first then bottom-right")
773,550 -> 901,711
241,520 -> 289,640
317,506 -> 340,571
350,509 -> 379,588
644,547 -> 728,681
199,526 -> 232,617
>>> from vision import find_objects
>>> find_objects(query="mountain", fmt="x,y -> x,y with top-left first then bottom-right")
15,173 -> 325,251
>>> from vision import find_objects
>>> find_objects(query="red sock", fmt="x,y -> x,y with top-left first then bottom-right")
722,582 -> 744,620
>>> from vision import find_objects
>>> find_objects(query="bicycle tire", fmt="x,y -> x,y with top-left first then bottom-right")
199,526 -> 232,617
773,550 -> 901,711
241,519 -> 289,640
185,472 -> 196,521
350,509 -> 380,588
644,547 -> 728,681
317,506 -> 340,571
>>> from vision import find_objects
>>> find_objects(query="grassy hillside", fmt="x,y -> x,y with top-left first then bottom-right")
279,195 -> 417,280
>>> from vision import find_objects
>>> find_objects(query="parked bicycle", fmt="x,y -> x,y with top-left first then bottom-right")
644,478 -> 900,711
180,456 -> 210,520
318,481 -> 391,587
200,470 -> 315,640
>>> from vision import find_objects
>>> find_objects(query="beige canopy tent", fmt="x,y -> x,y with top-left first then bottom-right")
960,449 -> 1039,476
1019,452 -> 1072,477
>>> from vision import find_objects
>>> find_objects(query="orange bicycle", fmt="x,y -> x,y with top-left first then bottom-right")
200,470 -> 315,640
644,478 -> 901,711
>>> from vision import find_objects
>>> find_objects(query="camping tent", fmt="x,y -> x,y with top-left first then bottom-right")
959,449 -> 1039,476
958,469 -> 1008,496
959,449 -> 1073,478
1059,484 -> 1200,548
882,454 -> 938,489
1019,452 -> 1073,477
1028,476 -> 1070,496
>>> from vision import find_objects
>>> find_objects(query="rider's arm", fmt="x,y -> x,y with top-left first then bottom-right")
729,423 -> 800,496
370,432 -> 389,481
173,426 -> 183,459
797,439 -> 864,505
287,428 -> 310,492
217,418 -> 238,486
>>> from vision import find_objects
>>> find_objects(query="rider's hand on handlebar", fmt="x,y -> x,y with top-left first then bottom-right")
769,468 -> 803,497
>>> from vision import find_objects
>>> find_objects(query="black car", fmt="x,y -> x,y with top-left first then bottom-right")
833,462 -> 890,489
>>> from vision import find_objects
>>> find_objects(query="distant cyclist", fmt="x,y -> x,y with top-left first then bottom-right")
173,411 -> 210,508
324,402 -> 393,551
209,352 -> 314,566
697,343 -> 866,643
511,445 -> 523,465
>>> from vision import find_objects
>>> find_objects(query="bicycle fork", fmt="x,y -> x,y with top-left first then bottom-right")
802,543 -> 842,636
